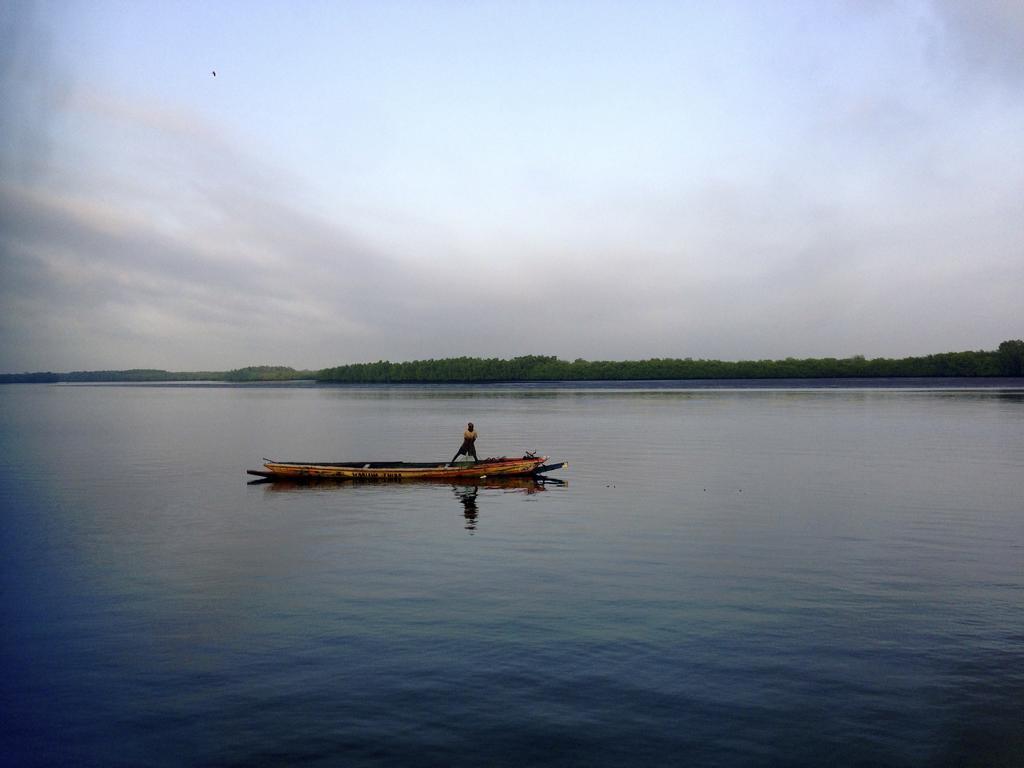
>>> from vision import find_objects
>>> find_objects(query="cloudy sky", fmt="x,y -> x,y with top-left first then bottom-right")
1,0 -> 1021,371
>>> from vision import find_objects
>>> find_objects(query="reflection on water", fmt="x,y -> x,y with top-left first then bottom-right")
248,475 -> 564,533
456,485 -> 478,530
453,477 -> 561,532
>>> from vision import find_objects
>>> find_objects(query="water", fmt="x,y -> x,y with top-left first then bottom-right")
1,381 -> 1023,766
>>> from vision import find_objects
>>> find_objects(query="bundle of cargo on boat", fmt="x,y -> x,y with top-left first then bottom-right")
246,454 -> 567,481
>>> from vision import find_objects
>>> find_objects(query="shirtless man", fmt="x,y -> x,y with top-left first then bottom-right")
451,422 -> 478,463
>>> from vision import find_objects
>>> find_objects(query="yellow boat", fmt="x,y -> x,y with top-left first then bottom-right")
246,454 -> 566,481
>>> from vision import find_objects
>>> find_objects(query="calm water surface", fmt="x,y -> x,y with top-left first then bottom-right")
2,382 -> 1023,766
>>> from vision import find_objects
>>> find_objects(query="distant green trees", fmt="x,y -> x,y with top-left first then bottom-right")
60,369 -> 219,382
315,355 -> 567,383
223,366 -> 313,382
315,342 -> 1023,382
0,371 -> 61,383
998,339 -> 1024,376
0,369 -> 216,383
0,366 -> 310,384
2,340 -> 1022,384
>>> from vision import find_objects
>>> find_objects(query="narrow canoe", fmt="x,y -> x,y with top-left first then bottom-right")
247,455 -> 567,481
251,474 -> 561,492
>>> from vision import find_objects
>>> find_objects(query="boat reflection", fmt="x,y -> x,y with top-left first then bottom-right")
247,474 -> 565,532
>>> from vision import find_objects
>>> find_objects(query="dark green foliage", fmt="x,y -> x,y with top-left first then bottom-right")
60,369 -> 220,382
314,343 -> 1019,383
223,366 -> 313,382
1,367 -> 311,384
0,371 -> 61,383
315,356 -> 565,383
997,339 -> 1024,376
2,341 -> 1021,384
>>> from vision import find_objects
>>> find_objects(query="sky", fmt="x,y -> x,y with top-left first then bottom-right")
1,0 -> 1021,372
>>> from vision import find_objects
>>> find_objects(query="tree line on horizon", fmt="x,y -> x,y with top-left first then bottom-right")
3,341 -> 1022,384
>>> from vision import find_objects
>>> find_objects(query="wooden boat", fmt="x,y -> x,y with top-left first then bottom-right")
249,474 -> 562,492
247,454 -> 567,481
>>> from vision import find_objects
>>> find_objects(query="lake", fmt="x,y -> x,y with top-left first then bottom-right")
2,380 -> 1023,766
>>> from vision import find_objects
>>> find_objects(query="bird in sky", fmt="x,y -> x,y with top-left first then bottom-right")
211,70 -> 216,77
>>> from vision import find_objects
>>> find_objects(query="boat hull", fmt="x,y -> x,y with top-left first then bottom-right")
249,474 -> 561,492
248,456 -> 562,481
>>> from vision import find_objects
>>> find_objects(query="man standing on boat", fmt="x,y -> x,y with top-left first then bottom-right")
452,422 -> 478,463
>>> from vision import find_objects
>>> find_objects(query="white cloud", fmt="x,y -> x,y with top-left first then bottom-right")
1,2 -> 1022,371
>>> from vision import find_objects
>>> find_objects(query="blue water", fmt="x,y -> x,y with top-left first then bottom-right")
2,382 -> 1023,766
